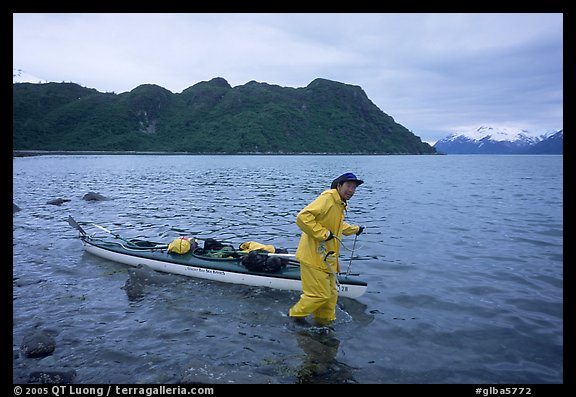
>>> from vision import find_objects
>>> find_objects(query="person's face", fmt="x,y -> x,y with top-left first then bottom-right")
337,181 -> 357,201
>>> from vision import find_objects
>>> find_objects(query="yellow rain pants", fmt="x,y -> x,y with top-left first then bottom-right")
289,262 -> 338,323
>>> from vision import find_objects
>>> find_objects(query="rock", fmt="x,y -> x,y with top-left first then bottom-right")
14,278 -> 45,287
128,265 -> 178,285
123,276 -> 146,301
29,370 -> 77,384
47,198 -> 71,206
122,265 -> 179,301
20,329 -> 56,358
82,192 -> 107,201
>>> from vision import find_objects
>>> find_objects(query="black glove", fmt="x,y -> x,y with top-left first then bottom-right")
326,231 -> 334,241
356,226 -> 365,236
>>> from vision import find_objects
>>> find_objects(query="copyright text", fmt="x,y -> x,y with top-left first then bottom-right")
13,386 -> 215,397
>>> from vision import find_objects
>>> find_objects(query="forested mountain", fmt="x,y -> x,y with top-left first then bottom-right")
13,77 -> 436,154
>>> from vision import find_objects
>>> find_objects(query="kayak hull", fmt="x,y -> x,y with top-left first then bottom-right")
81,238 -> 368,299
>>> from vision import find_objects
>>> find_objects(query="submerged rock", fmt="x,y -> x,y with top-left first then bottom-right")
20,329 -> 57,358
82,192 -> 107,201
47,198 -> 71,206
122,265 -> 179,301
29,370 -> 77,384
123,275 -> 146,301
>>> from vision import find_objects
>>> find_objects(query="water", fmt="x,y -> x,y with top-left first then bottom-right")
12,154 -> 563,384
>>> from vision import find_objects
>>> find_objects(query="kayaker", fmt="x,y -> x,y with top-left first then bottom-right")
288,172 -> 365,326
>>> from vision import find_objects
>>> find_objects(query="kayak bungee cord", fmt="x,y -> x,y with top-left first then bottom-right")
111,240 -> 169,252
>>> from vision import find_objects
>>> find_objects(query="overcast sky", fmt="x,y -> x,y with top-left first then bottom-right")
13,13 -> 563,144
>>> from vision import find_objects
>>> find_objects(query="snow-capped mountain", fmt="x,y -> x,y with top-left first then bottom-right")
13,68 -> 46,84
526,130 -> 563,154
434,126 -> 563,154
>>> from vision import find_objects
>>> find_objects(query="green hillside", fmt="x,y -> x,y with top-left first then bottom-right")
13,78 -> 436,154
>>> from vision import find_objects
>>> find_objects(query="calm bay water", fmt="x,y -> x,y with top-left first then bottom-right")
13,154 -> 563,384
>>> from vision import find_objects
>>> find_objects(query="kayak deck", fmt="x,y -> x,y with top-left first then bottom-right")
70,217 -> 368,299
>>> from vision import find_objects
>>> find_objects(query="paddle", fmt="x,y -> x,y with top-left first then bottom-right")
236,250 -> 300,265
268,253 -> 299,265
93,225 -> 169,249
244,249 -> 363,272
240,251 -> 297,259
264,253 -> 300,266
345,234 -> 359,276
68,217 -> 162,249
67,216 -> 87,236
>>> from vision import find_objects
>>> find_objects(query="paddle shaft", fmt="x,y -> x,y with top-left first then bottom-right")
248,251 -> 300,265
345,234 -> 358,276
67,216 -> 87,236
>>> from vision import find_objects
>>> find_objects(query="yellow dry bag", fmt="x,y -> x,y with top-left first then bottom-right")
168,237 -> 192,254
239,241 -> 276,253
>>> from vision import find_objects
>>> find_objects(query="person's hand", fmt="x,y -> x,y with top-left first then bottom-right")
326,231 -> 334,241
356,226 -> 365,236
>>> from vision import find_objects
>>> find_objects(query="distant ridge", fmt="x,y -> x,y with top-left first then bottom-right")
434,126 -> 563,154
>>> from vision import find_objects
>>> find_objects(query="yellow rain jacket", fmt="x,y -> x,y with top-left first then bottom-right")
295,188 -> 360,273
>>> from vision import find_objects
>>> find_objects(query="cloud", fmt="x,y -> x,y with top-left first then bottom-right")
13,12 -> 563,143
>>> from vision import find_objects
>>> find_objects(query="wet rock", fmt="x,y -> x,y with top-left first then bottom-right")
82,192 -> 107,201
21,329 -> 57,358
14,203 -> 21,213
123,275 -> 146,301
122,265 -> 178,301
29,370 -> 77,384
14,277 -> 45,287
47,198 -> 71,206
129,265 -> 178,285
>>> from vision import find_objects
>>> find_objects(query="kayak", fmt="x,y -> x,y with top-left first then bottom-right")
68,216 -> 368,299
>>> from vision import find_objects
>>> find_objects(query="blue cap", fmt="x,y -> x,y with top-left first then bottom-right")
331,173 -> 364,189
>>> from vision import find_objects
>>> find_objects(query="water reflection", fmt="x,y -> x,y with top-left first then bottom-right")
13,155 -> 564,384
294,328 -> 356,384
288,293 -> 374,383
338,297 -> 375,326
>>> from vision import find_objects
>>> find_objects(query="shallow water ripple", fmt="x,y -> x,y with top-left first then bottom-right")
13,155 -> 562,384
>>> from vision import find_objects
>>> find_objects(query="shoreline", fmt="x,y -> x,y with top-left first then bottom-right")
13,150 -> 441,157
